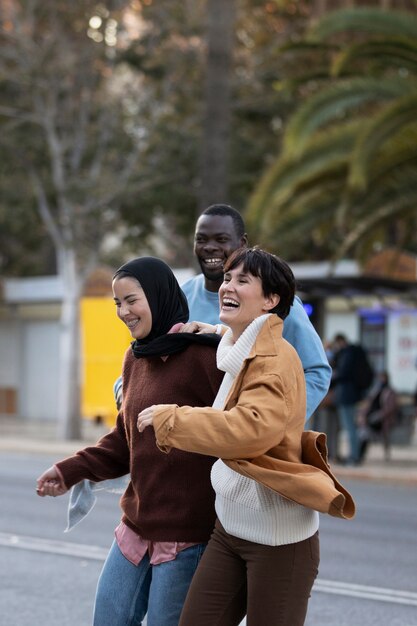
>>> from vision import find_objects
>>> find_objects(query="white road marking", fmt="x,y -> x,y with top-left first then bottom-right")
1,532 -> 417,608
0,531 -> 107,560
314,579 -> 417,606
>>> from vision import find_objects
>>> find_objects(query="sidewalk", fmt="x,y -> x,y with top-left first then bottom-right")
1,416 -> 417,485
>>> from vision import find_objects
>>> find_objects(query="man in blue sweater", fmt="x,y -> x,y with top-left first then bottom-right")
181,204 -> 331,420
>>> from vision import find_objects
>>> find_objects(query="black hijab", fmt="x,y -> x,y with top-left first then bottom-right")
113,256 -> 220,358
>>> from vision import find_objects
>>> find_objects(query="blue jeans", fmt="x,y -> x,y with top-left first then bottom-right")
338,403 -> 359,463
93,539 -> 207,626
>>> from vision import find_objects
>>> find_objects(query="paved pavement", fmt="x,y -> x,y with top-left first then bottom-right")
1,416 -> 417,485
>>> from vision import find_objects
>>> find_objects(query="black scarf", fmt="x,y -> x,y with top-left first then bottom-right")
114,256 -> 220,358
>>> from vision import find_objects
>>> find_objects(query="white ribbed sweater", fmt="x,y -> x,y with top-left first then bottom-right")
211,314 -> 319,546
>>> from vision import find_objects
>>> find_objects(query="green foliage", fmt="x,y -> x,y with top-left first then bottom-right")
283,77 -> 413,157
309,7 -> 417,40
331,38 -> 417,77
106,2 -> 206,262
0,0 -> 346,274
247,5 -> 417,262
0,0 -> 138,275
103,0 -> 316,256
349,96 -> 417,190
248,121 -> 358,222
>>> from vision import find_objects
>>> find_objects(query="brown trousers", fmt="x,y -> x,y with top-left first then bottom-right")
179,521 -> 319,626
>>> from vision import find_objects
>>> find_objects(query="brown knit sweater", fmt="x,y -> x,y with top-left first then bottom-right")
56,344 -> 224,542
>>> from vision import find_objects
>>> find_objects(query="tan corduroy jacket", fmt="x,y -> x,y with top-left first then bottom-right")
153,315 -> 355,520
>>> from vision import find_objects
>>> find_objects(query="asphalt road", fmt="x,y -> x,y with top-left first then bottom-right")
1,453 -> 416,626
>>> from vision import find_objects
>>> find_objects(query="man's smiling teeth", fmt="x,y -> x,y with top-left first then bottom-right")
223,298 -> 239,308
204,258 -> 223,265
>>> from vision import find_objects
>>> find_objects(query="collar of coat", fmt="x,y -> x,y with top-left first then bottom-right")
247,314 -> 284,358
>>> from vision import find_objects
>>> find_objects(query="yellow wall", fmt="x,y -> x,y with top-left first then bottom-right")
81,297 -> 131,426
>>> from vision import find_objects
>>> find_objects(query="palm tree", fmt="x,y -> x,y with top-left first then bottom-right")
246,6 -> 417,262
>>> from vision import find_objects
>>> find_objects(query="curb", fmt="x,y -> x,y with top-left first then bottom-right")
0,438 -> 93,457
332,465 -> 417,486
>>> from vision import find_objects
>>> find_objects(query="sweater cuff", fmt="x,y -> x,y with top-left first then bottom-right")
54,463 -> 69,490
153,404 -> 178,453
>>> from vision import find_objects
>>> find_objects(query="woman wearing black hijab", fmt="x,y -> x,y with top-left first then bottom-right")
37,257 -> 224,626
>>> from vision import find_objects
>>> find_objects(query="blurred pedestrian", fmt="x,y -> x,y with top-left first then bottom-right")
332,334 -> 374,465
358,371 -> 399,462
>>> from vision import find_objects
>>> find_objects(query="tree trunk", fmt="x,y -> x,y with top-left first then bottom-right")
199,0 -> 236,211
56,247 -> 82,440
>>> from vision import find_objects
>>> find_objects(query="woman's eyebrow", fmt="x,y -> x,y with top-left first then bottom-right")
114,292 -> 138,301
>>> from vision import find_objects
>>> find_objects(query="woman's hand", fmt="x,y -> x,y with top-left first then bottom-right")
36,466 -> 68,497
180,321 -> 219,335
138,404 -> 173,432
137,405 -> 157,432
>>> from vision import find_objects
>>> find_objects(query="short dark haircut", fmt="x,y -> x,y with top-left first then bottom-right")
224,247 -> 295,319
201,204 -> 246,239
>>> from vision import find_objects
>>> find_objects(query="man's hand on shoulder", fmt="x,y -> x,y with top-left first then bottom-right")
180,321 -> 221,335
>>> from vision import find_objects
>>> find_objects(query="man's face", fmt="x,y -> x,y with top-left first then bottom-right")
194,215 -> 247,282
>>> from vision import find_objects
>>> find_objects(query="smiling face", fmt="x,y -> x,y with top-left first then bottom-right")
112,276 -> 152,340
219,264 -> 279,340
194,215 -> 247,291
